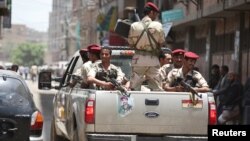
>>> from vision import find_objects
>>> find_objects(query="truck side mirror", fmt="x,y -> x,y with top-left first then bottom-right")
38,71 -> 52,90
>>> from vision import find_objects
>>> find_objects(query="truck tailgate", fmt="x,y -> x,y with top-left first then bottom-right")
95,91 -> 208,135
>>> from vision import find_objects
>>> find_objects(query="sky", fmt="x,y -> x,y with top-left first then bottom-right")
12,0 -> 52,32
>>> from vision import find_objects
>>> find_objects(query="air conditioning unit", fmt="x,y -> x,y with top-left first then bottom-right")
0,0 -> 7,9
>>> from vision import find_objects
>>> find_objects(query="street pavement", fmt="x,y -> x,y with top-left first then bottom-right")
26,80 -> 56,141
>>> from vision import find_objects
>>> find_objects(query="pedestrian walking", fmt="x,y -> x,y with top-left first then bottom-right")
212,65 -> 230,116
209,64 -> 220,89
217,72 -> 243,125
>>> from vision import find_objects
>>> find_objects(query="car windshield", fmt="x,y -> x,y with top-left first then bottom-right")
0,76 -> 29,99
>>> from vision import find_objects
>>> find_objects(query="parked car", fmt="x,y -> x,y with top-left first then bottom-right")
0,70 -> 44,141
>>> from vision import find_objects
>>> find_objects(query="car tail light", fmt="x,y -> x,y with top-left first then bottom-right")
30,111 -> 43,130
208,101 -> 217,125
85,99 -> 95,124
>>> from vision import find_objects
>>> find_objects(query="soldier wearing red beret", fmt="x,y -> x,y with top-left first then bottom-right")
172,49 -> 186,69
144,2 -> 160,13
79,44 -> 102,88
184,51 -> 199,59
164,51 -> 210,93
128,2 -> 165,91
79,48 -> 89,64
88,47 -> 101,53
72,44 -> 102,88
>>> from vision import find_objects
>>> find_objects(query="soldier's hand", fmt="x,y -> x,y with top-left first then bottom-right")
103,82 -> 115,90
175,85 -> 184,92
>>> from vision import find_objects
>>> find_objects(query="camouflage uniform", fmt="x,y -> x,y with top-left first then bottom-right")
128,16 -> 165,91
167,68 -> 209,88
87,62 -> 125,89
160,64 -> 173,84
81,60 -> 101,83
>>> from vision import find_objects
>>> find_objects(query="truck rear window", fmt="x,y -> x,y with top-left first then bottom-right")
111,56 -> 132,79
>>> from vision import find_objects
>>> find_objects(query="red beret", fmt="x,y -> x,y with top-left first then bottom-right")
79,48 -> 88,55
80,48 -> 88,52
87,44 -> 101,51
184,51 -> 199,59
172,49 -> 185,55
145,2 -> 159,13
89,46 -> 101,53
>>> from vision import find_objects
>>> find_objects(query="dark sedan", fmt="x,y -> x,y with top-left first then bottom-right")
0,70 -> 43,141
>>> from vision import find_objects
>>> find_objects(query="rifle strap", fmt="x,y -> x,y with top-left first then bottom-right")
143,23 -> 161,55
134,23 -> 149,48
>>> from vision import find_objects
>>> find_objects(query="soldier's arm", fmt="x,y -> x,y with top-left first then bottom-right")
127,24 -> 135,47
163,70 -> 184,92
87,76 -> 113,89
193,72 -> 211,92
116,67 -> 125,83
193,86 -> 211,93
158,31 -> 165,47
164,82 -> 184,92
157,23 -> 166,47
87,68 -> 113,89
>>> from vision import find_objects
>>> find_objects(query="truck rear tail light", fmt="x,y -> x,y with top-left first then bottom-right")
30,111 -> 43,130
208,102 -> 217,125
85,99 -> 95,124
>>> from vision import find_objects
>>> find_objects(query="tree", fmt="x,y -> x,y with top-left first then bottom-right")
10,43 -> 46,66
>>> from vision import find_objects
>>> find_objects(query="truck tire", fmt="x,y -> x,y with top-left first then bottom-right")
50,118 -> 68,141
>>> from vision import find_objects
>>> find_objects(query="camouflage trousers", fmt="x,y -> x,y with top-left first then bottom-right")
130,66 -> 163,91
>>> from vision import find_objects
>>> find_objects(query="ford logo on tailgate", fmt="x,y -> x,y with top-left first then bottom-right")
144,111 -> 159,118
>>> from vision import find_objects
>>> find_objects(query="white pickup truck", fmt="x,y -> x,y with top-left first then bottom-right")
38,46 -> 217,141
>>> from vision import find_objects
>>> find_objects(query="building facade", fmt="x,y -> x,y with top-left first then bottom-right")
47,0 -> 250,83
48,0 -> 73,63
0,24 -> 47,62
167,0 -> 250,83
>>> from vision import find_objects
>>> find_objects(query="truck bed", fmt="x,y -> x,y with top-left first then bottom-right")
90,91 -> 209,136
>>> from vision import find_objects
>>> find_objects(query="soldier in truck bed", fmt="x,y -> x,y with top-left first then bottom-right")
172,49 -> 186,69
163,51 -> 210,93
127,2 -> 165,91
80,44 -> 102,88
87,47 -> 129,90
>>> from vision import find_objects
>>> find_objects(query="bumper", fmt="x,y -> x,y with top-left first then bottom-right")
88,134 -> 136,141
29,136 -> 43,141
87,134 -> 208,141
29,130 -> 43,141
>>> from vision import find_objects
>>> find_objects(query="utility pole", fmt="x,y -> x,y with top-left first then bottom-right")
64,16 -> 69,60
87,0 -> 96,44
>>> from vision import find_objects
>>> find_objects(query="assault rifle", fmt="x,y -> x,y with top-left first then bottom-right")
176,77 -> 202,105
176,77 -> 202,99
104,76 -> 130,97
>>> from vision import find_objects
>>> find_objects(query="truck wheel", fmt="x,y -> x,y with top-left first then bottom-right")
50,118 -> 68,141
